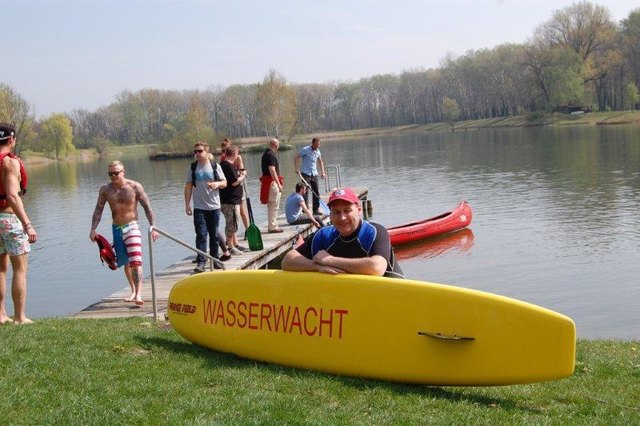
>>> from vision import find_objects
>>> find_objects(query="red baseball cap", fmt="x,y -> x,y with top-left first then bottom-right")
328,188 -> 359,206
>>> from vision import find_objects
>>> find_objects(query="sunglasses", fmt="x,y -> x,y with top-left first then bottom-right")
193,149 -> 204,154
108,170 -> 122,177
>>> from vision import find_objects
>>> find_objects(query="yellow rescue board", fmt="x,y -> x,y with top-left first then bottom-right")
168,270 -> 575,386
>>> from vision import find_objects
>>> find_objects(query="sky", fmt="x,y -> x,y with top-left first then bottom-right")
2,0 -> 638,118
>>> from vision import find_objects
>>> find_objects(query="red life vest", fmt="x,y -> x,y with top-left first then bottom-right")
0,152 -> 28,209
95,233 -> 118,270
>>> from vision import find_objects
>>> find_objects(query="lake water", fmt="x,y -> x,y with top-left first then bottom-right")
9,125 -> 640,339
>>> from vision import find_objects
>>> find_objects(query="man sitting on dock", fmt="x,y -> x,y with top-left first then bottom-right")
285,183 -> 323,228
282,188 -> 404,279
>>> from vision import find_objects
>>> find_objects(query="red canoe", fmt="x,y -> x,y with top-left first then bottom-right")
387,201 -> 473,246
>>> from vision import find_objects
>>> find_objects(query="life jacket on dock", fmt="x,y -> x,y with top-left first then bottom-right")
0,152 -> 28,209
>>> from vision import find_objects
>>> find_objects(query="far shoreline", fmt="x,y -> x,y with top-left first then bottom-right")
22,110 -> 640,166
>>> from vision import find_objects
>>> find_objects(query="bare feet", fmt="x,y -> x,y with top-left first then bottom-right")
134,299 -> 144,306
0,316 -> 14,325
13,318 -> 33,325
125,292 -> 136,302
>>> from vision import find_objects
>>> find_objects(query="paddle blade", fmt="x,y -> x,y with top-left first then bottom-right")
247,224 -> 263,251
319,199 -> 330,215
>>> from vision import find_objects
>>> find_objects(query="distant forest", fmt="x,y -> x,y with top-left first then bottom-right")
1,1 -> 639,157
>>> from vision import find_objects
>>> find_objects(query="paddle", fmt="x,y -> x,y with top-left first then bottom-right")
297,173 -> 330,215
243,181 -> 263,251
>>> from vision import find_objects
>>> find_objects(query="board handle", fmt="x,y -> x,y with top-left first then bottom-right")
418,331 -> 475,341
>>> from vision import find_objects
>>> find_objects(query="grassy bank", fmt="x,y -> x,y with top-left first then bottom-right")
1,318 -> 638,424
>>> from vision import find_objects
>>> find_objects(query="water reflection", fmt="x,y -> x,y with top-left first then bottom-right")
394,228 -> 475,261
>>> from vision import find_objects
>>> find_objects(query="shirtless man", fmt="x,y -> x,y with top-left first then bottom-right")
89,161 -> 158,305
0,123 -> 37,324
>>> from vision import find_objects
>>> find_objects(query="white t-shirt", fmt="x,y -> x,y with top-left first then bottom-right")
185,161 -> 224,210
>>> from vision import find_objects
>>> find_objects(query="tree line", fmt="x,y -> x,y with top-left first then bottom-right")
1,1 -> 639,157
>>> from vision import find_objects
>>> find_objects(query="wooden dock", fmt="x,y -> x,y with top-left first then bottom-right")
74,187 -> 368,320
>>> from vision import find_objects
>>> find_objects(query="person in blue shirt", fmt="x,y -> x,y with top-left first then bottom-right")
294,137 -> 325,215
282,187 -> 404,279
184,142 -> 227,273
285,182 -> 323,228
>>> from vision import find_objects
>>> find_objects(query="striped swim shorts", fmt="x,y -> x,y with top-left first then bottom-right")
112,221 -> 142,267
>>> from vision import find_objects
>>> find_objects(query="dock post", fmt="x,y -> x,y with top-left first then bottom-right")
148,226 -> 159,322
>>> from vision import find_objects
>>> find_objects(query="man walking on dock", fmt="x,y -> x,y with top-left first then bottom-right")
89,160 -> 158,305
184,142 -> 227,273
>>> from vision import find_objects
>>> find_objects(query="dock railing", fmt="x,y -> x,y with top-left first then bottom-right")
324,164 -> 371,216
148,225 -> 223,321
325,164 -> 342,192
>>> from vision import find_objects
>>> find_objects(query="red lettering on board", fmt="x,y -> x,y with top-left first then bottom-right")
319,308 -> 333,338
202,299 -> 216,324
303,307 -> 318,336
237,301 -> 247,328
215,300 -> 226,326
248,302 -> 259,329
260,303 -> 273,331
289,306 -> 302,335
198,298 -> 348,339
274,305 -> 291,332
335,309 -> 348,338
226,301 -> 236,327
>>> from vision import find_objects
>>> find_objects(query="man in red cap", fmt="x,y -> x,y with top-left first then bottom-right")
282,187 -> 404,278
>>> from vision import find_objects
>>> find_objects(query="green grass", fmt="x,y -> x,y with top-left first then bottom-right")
1,318 -> 638,424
